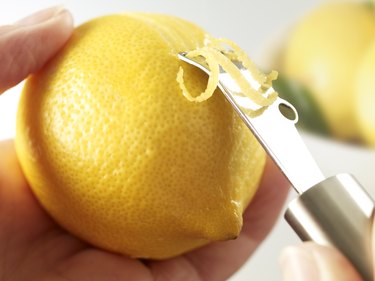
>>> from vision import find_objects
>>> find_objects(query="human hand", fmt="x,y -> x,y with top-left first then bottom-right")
0,6 -> 290,280
279,235 -> 375,280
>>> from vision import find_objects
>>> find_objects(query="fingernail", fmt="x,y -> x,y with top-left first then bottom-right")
279,246 -> 320,281
16,5 -> 66,26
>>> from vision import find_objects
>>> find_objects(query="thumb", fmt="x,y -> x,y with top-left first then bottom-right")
0,6 -> 73,94
279,242 -> 363,281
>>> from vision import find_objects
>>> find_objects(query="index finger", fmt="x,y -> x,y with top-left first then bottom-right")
0,6 -> 73,94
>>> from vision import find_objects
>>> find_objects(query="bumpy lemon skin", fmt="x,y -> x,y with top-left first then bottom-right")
356,40 -> 375,147
283,2 -> 375,140
16,14 -> 266,259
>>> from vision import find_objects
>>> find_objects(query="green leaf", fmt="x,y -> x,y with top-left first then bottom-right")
272,75 -> 331,136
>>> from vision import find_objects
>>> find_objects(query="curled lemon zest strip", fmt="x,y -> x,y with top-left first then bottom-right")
208,37 -> 267,86
210,37 -> 279,98
208,47 -> 277,106
177,48 -> 219,103
177,37 -> 278,109
261,70 -> 278,92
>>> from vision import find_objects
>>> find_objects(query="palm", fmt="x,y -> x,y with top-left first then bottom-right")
0,140 -> 288,281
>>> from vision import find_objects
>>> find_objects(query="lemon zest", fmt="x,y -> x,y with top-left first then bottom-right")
177,38 -> 278,109
210,47 -> 277,106
176,48 -> 219,102
207,37 -> 268,86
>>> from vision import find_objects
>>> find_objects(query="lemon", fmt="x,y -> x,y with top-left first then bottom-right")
356,40 -> 375,147
283,2 -> 375,140
15,14 -> 266,259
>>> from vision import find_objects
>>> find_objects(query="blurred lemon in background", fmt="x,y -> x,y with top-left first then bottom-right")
16,14 -> 265,259
356,40 -> 375,147
282,2 -> 375,141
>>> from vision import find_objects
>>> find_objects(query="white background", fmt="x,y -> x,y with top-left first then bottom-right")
2,1 -> 375,280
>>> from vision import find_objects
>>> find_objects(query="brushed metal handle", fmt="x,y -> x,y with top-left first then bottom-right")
285,174 -> 374,281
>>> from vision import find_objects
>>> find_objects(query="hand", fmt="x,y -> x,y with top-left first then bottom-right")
279,235 -> 375,280
0,6 -> 290,281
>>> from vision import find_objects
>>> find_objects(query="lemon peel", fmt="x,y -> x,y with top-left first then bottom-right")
176,48 -> 219,102
207,38 -> 268,86
207,38 -> 279,96
177,37 -> 278,110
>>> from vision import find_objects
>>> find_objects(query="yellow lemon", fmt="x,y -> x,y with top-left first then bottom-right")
283,2 -> 375,140
16,14 -> 266,259
356,40 -> 375,147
